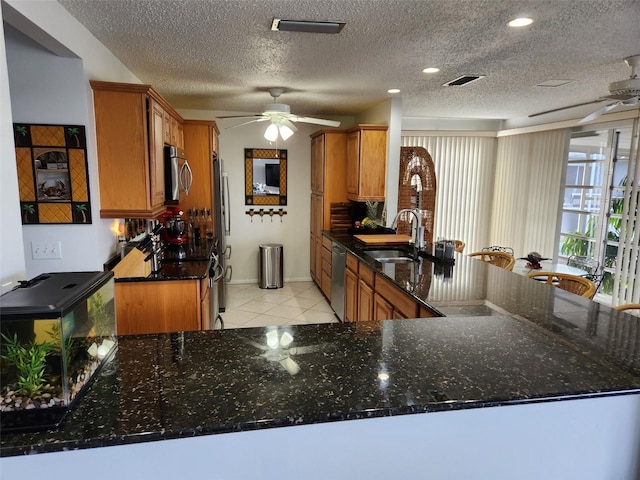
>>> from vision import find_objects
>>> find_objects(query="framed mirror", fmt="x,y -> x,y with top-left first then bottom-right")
244,148 -> 287,205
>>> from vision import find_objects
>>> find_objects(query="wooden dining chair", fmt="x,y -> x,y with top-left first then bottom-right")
482,245 -> 515,255
614,303 -> 640,316
468,251 -> 515,271
454,240 -> 465,253
526,272 -> 596,299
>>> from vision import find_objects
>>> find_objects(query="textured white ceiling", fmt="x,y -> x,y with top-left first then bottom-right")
57,0 -> 640,125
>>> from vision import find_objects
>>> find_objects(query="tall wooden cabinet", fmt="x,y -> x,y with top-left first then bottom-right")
345,125 -> 388,202
181,120 -> 219,217
309,130 -> 347,294
90,81 -> 184,219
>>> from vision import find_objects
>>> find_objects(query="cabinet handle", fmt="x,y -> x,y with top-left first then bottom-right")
180,161 -> 193,195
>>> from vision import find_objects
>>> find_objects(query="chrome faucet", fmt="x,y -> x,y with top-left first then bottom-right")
391,208 -> 425,252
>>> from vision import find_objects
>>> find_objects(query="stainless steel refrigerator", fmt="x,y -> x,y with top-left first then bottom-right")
213,154 -> 231,311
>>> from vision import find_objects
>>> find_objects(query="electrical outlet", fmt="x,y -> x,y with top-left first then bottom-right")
31,241 -> 62,259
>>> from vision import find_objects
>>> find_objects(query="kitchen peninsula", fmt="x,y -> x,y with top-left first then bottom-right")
2,241 -> 639,479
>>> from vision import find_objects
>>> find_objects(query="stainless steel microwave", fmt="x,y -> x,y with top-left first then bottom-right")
164,146 -> 192,203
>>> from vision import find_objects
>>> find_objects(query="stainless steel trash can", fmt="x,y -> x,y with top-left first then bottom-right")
259,243 -> 283,289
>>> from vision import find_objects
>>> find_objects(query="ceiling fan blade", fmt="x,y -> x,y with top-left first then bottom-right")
578,102 -> 621,124
224,118 -> 269,130
291,116 -> 341,127
279,357 -> 300,375
216,114 -> 263,119
528,99 -> 608,118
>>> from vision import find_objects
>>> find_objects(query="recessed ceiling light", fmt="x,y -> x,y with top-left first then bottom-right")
422,67 -> 440,74
388,88 -> 401,94
508,17 -> 534,27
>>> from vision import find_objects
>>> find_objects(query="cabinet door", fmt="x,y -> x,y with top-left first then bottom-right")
163,110 -> 172,145
345,130 -> 360,196
311,134 -> 325,193
344,268 -> 358,323
115,280 -> 200,335
373,292 -> 393,321
200,281 -> 211,330
149,99 -> 166,209
357,279 -> 374,322
182,121 -> 215,215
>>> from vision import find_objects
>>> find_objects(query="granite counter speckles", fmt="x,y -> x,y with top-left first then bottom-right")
2,314 -> 639,457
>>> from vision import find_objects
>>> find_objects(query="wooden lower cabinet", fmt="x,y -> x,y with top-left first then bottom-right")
343,253 -> 440,322
321,236 -> 332,300
358,279 -> 375,321
373,292 -> 394,321
345,267 -> 358,323
115,279 -> 207,335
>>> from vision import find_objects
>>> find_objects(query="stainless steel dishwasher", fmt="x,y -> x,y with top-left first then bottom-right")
330,241 -> 346,321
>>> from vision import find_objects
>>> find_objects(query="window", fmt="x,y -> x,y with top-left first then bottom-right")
558,123 -> 635,302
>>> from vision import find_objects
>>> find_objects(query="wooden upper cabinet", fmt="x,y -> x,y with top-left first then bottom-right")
345,125 -> 388,202
311,134 -> 325,193
90,81 -> 184,219
181,120 -> 218,216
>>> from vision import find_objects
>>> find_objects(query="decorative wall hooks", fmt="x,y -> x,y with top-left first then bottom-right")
245,208 -> 288,222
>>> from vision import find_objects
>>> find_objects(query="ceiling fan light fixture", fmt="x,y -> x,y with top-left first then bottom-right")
271,18 -> 346,34
264,123 -> 279,141
279,124 -> 294,140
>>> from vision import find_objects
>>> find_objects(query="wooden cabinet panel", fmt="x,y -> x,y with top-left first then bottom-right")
346,252 -> 359,274
357,279 -> 375,321
373,292 -> 393,321
115,280 -> 201,335
375,273 -> 419,319
321,270 -> 332,302
345,125 -> 388,202
200,275 -> 211,330
358,261 -> 375,288
149,99 -> 166,209
311,134 -> 325,193
182,120 -> 218,216
345,268 -> 358,323
90,81 -> 183,219
419,305 -> 437,318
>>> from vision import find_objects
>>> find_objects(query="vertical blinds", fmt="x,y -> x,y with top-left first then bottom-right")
490,130 -> 567,258
613,116 -> 640,305
401,136 -> 496,253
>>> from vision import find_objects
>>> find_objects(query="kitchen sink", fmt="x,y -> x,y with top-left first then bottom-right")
363,249 -> 417,263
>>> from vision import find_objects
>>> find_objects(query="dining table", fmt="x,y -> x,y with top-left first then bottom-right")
512,258 -> 589,277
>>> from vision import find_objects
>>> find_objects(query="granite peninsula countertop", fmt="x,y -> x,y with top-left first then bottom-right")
2,233 -> 639,457
111,242 -> 214,282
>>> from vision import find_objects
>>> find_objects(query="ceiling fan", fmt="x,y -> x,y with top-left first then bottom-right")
217,88 -> 341,140
529,54 -> 640,123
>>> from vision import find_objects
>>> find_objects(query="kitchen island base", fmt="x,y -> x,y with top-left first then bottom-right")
3,393 -> 639,480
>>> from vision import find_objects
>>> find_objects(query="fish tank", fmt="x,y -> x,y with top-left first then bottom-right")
0,271 -> 116,432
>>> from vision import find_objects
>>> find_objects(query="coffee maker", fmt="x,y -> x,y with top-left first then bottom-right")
161,206 -> 188,260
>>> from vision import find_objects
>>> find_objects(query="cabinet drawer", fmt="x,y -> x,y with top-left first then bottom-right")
322,245 -> 332,265
346,252 -> 359,273
322,257 -> 332,275
322,235 -> 332,250
358,261 -> 375,287
321,270 -> 332,301
375,273 -> 418,319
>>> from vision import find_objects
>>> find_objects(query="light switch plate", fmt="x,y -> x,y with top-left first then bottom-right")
31,241 -> 62,259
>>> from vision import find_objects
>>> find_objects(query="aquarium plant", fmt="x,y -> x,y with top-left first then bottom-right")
1,332 -> 55,398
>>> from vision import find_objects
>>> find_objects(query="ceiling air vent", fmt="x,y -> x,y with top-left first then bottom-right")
442,75 -> 486,87
271,18 -> 346,34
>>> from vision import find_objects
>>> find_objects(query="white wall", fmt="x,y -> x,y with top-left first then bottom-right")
180,110 -> 322,283
5,24 -> 113,279
0,18 -> 25,293
1,0 -> 142,284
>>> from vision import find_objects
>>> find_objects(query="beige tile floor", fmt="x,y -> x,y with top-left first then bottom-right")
220,281 -> 339,329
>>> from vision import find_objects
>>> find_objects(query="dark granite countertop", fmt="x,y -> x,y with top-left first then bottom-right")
2,232 -> 639,457
113,242 -> 214,283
